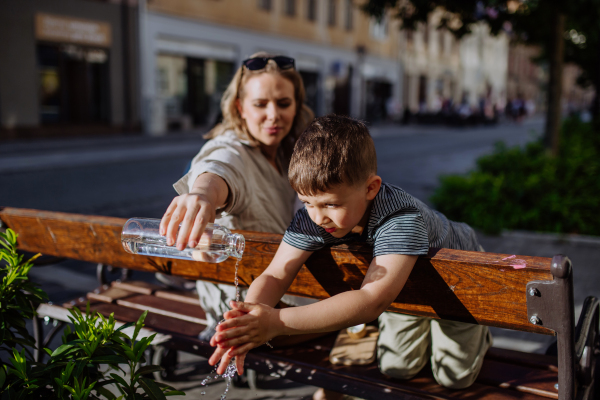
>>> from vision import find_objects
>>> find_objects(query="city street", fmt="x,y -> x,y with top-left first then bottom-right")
3,118 -> 600,399
0,118 -> 543,217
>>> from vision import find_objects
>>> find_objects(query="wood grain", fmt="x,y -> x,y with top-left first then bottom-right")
0,207 -> 556,334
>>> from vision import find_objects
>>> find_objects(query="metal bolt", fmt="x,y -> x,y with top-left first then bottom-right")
530,315 -> 541,325
554,383 -> 559,390
529,287 -> 539,297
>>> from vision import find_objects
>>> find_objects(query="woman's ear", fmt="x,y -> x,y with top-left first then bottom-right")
366,175 -> 382,200
236,98 -> 244,119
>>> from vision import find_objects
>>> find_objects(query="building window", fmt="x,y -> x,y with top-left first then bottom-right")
438,28 -> 445,54
258,0 -> 272,11
284,0 -> 296,16
328,0 -> 337,27
344,0 -> 353,31
307,0 -> 317,21
370,16 -> 388,40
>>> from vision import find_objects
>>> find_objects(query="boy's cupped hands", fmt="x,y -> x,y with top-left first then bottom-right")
209,301 -> 280,375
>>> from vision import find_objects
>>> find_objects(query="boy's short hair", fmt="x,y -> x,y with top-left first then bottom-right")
288,115 -> 377,195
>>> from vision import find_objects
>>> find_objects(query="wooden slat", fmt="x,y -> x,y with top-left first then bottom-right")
111,281 -> 163,295
154,289 -> 200,305
477,359 -> 558,399
116,294 -> 207,325
0,207 -> 555,334
246,334 -> 556,400
68,297 -> 207,338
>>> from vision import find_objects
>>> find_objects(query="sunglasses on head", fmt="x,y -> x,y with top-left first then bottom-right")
242,56 -> 295,71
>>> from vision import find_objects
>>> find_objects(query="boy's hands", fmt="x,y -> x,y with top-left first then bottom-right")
208,301 -> 280,375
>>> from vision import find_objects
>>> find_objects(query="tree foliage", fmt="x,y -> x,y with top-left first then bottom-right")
361,0 -> 600,154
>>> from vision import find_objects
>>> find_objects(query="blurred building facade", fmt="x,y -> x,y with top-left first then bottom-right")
7,0 -> 582,138
507,44 -> 545,116
139,0 -> 405,134
399,9 -> 509,122
0,0 -> 139,138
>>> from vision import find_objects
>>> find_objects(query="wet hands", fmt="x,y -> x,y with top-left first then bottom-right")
208,301 -> 280,375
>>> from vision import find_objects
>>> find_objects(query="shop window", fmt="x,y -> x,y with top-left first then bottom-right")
284,0 -> 296,16
37,44 -> 109,124
307,0 -> 317,21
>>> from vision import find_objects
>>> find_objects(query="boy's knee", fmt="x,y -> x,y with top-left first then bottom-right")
431,364 -> 479,389
378,350 -> 427,380
378,360 -> 422,380
430,324 -> 492,389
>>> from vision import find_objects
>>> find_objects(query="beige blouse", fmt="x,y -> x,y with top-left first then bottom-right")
173,130 -> 297,235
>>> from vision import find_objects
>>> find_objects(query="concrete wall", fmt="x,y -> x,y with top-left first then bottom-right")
0,0 -> 128,129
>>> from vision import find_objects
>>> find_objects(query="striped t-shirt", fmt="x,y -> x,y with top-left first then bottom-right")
283,183 -> 480,257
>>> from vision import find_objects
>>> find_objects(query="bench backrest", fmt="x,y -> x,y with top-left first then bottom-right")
0,207 -> 556,335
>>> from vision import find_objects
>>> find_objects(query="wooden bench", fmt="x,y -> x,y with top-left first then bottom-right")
1,207 -> 598,400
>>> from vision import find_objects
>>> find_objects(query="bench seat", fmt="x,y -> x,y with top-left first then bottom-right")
38,280 -> 560,400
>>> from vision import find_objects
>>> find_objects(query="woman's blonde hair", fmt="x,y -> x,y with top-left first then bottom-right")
205,52 -> 314,163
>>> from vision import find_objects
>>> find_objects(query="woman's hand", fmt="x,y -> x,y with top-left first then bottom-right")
160,173 -> 229,251
208,301 -> 280,374
161,193 -> 216,251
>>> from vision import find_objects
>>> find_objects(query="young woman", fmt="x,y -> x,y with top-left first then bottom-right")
160,53 -> 314,341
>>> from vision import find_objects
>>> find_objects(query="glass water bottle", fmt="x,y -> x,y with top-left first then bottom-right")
121,218 -> 245,263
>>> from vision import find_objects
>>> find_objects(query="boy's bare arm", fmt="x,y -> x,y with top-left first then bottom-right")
243,241 -> 313,306
210,253 -> 418,374
208,242 -> 312,374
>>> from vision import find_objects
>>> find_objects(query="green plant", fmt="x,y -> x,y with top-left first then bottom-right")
0,229 -> 184,399
431,118 -> 600,235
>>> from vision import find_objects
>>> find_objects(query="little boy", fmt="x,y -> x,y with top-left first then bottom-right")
209,115 -> 492,389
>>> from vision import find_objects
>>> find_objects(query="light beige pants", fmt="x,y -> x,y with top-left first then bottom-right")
377,312 -> 492,389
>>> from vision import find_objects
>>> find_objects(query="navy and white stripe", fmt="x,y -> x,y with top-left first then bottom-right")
283,183 -> 480,257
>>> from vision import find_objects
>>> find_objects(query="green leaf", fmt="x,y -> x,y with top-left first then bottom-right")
0,366 -> 6,388
115,322 -> 134,333
139,376 -> 168,400
50,344 -> 76,358
90,355 -> 128,364
132,310 -> 149,341
109,373 -> 129,388
94,385 -> 118,400
135,365 -> 164,377
165,390 -> 186,396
